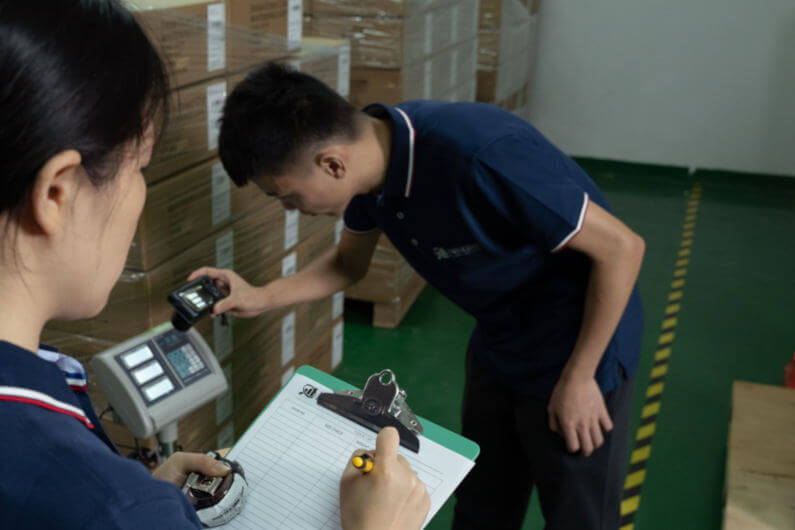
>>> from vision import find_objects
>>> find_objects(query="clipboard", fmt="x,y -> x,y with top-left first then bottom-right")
304,365 -> 480,459
221,365 -> 479,529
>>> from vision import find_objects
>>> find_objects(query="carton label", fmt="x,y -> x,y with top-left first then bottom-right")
287,0 -> 302,50
451,5 -> 459,43
281,312 -> 296,366
282,252 -> 297,278
332,321 -> 344,369
451,50 -> 459,89
424,60 -> 432,99
214,317 -> 233,361
211,162 -> 231,226
281,365 -> 296,387
207,3 -> 226,72
332,292 -> 344,320
215,365 -> 233,425
217,421 -> 235,449
338,44 -> 351,97
285,210 -> 299,250
425,13 -> 433,55
215,230 -> 234,270
206,81 -> 227,150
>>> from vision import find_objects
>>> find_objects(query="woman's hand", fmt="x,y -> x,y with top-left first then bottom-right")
152,451 -> 230,488
340,427 -> 431,530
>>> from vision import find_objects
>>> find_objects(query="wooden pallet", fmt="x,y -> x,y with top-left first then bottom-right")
723,381 -> 795,529
372,272 -> 426,329
346,235 -> 426,328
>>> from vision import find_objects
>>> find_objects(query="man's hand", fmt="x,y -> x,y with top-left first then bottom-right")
340,427 -> 431,530
152,451 -> 230,488
187,267 -> 269,318
548,374 -> 613,457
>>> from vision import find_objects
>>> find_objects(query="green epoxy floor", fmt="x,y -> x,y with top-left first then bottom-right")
334,161 -> 795,530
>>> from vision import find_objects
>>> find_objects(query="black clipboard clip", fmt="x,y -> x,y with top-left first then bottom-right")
317,369 -> 423,453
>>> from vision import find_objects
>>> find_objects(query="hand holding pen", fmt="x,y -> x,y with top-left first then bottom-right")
339,427 -> 431,530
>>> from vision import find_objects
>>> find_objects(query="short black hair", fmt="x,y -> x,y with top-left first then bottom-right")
0,0 -> 169,220
219,62 -> 358,187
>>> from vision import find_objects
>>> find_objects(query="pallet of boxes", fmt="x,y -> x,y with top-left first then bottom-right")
42,0 -> 350,455
304,0 -> 480,328
477,0 -> 541,120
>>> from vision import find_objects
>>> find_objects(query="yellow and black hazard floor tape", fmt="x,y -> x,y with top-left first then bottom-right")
619,182 -> 703,530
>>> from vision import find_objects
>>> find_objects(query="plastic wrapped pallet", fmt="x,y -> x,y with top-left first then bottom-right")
48,2 -> 350,453
227,0 -> 304,70
129,0 -> 296,85
476,0 -> 539,106
346,235 -> 426,328
349,37 -> 477,106
133,1 -> 297,183
129,0 -> 229,89
142,78 -> 224,183
228,36 -> 351,102
308,0 -> 454,17
305,0 -> 478,109
306,0 -> 477,69
130,159 -> 270,270
292,37 -> 351,99
48,206 -> 336,341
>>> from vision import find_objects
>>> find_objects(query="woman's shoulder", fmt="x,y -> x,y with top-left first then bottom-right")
1,411 -> 200,529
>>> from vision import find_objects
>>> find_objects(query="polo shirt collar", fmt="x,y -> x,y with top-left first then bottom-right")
363,103 -> 416,199
0,340 -> 94,430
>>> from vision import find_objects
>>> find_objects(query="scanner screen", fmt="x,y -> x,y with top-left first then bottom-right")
180,285 -> 211,312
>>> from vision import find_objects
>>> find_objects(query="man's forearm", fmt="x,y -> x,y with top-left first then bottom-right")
257,247 -> 365,310
563,237 -> 645,380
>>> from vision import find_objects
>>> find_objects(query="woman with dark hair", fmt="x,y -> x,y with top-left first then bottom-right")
0,1 -> 429,528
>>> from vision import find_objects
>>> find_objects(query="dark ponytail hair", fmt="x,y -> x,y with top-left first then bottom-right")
0,0 -> 169,218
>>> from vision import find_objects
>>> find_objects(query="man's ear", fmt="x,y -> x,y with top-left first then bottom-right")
29,150 -> 83,236
316,146 -> 348,180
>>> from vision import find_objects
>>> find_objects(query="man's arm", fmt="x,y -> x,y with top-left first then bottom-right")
188,228 -> 382,318
547,201 -> 645,456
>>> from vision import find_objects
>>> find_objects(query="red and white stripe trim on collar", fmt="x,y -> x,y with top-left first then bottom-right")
36,348 -> 87,391
394,108 -> 416,198
0,386 -> 94,429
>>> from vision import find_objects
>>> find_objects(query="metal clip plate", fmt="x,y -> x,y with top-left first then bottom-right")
317,369 -> 422,452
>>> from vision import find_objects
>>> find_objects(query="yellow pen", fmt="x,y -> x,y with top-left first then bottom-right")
351,454 -> 374,473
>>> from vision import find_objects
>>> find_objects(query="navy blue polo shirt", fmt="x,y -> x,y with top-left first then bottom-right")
0,341 -> 201,529
344,101 -> 644,399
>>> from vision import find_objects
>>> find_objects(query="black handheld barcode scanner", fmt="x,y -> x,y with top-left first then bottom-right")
168,276 -> 228,331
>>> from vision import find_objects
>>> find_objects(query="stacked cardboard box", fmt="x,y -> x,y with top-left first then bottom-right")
129,0 -> 300,184
476,0 -> 540,120
291,37 -> 352,99
43,7 -> 350,450
304,0 -> 480,107
345,236 -> 426,329
302,1 -> 481,326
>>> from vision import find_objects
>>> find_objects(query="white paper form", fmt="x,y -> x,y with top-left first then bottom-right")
222,373 -> 475,529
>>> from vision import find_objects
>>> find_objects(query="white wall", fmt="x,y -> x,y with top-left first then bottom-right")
527,1 -> 795,177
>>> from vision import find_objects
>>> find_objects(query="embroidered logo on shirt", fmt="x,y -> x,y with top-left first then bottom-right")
433,244 -> 482,261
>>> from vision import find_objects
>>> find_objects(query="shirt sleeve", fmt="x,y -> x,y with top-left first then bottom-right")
87,489 -> 203,530
468,134 -> 590,253
343,194 -> 379,233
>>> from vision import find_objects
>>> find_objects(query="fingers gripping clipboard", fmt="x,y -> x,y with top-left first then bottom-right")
220,366 -> 479,529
